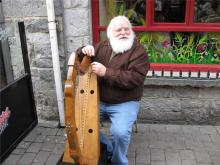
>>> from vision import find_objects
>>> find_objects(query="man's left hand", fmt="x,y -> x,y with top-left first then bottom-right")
91,62 -> 106,77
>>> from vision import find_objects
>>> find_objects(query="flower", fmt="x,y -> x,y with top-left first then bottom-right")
196,43 -> 207,52
162,40 -> 170,49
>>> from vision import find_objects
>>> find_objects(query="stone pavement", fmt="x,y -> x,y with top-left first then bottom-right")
2,123 -> 220,165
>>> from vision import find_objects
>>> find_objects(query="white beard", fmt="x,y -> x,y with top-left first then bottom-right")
109,31 -> 135,54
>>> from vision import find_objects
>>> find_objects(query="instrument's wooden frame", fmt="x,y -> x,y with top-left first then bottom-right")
62,52 -> 100,165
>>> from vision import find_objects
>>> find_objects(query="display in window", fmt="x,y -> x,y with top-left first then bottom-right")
137,32 -> 220,64
99,0 -> 146,26
154,0 -> 186,22
194,0 -> 220,23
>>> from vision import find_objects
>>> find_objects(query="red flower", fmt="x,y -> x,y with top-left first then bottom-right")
197,43 -> 207,52
162,40 -> 171,49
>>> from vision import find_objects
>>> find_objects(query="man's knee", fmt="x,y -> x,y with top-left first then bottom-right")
110,127 -> 131,140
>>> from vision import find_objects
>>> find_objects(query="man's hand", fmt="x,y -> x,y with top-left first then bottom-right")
82,45 -> 95,56
91,62 -> 106,77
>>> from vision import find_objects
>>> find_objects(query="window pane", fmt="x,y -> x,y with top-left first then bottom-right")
194,0 -> 220,23
99,0 -> 146,26
154,0 -> 186,22
0,46 -> 7,88
0,22 -> 26,89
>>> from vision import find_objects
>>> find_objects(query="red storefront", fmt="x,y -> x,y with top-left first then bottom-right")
91,0 -> 220,76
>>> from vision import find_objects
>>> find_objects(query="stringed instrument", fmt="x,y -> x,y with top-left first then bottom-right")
62,52 -> 100,165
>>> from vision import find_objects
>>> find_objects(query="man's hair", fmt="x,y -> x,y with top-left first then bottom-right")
107,16 -> 132,39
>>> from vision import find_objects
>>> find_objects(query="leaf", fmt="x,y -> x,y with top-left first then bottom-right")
198,33 -> 208,44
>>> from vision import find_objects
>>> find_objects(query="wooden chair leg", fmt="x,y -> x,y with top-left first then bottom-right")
134,120 -> 138,133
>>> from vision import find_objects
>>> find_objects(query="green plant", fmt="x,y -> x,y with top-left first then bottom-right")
138,32 -> 220,64
106,0 -> 146,26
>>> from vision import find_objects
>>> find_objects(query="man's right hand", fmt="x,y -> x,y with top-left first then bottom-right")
82,45 -> 95,57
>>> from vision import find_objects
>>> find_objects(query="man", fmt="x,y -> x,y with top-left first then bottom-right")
77,16 -> 150,165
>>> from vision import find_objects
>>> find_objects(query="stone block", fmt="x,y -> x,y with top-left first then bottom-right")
180,99 -> 204,109
26,142 -> 42,153
17,141 -> 31,149
165,151 -> 181,165
63,9 -> 89,36
66,36 -> 90,56
38,119 -> 59,128
45,154 -> 62,165
172,86 -> 199,98
38,68 -> 54,81
35,90 -> 57,107
35,135 -> 47,143
32,79 -> 55,91
2,0 -> 47,17
211,156 -> 220,165
151,161 -> 166,165
2,0 -> 62,17
195,150 -> 212,163
136,148 -> 150,164
181,159 -> 197,165
37,105 -> 59,121
180,150 -> 195,160
151,148 -> 165,161
199,87 -> 220,99
32,58 -> 53,68
142,86 -> 173,98
2,154 -> 21,164
25,19 -> 48,33
26,33 -> 50,44
41,142 -> 56,151
18,153 -> 37,164
166,112 -> 184,121
141,98 -> 181,112
12,148 -> 26,155
63,0 -> 89,8
52,143 -> 65,154
33,151 -> 51,163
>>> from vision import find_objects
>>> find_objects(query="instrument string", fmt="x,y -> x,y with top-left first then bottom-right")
80,67 -> 92,165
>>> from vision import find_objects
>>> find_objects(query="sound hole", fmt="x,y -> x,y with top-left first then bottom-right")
80,89 -> 84,93
88,129 -> 93,133
90,90 -> 94,94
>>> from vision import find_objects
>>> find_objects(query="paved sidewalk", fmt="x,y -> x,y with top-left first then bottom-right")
2,123 -> 220,165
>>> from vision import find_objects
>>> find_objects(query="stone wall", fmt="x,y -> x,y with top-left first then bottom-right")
2,0 -> 92,122
62,0 -> 92,59
139,78 -> 220,125
2,0 -> 66,121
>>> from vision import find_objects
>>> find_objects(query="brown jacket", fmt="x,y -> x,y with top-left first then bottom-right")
78,39 -> 150,104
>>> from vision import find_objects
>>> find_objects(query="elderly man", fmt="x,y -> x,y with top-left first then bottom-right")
77,16 -> 149,165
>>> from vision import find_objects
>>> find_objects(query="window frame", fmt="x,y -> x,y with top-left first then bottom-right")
91,0 -> 220,72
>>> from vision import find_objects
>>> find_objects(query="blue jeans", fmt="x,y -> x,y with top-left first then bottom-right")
100,101 -> 140,165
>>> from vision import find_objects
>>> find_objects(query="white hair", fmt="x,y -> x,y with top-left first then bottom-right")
107,16 -> 132,39
107,16 -> 135,53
